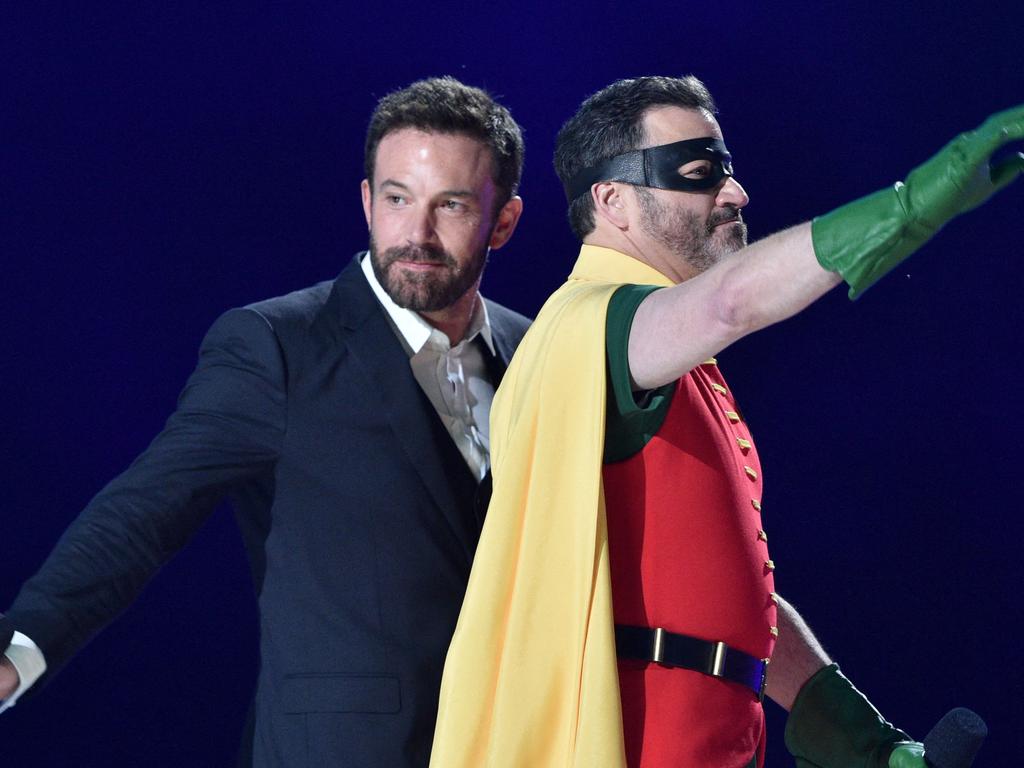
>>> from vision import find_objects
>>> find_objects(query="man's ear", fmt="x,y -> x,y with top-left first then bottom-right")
592,182 -> 630,230
360,179 -> 372,231
489,195 -> 524,250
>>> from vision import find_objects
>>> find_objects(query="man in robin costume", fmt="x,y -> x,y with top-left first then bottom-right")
429,77 -> 1023,767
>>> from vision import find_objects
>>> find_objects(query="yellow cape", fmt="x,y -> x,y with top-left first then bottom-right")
430,245 -> 674,767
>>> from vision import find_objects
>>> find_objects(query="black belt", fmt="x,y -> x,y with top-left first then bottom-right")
614,624 -> 769,701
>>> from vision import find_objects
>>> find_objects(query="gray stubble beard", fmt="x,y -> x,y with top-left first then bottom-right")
636,186 -> 748,274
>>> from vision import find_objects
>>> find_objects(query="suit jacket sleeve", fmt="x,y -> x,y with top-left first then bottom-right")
5,307 -> 287,685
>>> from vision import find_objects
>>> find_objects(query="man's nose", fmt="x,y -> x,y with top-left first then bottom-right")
715,176 -> 749,209
407,206 -> 438,245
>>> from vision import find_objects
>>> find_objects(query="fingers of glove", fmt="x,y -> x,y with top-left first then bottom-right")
974,103 -> 1024,156
990,151 -> 1024,191
888,742 -> 927,768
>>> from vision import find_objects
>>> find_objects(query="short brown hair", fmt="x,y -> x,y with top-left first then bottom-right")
554,75 -> 716,239
365,77 -> 525,209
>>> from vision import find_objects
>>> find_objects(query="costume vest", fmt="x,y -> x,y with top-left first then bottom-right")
603,360 -> 776,768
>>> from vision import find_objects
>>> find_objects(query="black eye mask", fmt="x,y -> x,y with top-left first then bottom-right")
564,137 -> 734,201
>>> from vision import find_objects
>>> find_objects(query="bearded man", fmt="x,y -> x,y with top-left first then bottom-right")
0,76 -> 529,767
431,76 -> 1022,767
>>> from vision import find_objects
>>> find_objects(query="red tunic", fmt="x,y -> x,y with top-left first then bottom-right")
603,360 -> 777,768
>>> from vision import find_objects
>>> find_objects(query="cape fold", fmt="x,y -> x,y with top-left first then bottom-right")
431,246 -> 674,767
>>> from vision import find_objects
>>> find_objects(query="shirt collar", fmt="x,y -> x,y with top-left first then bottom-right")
570,244 -> 676,287
361,252 -> 495,355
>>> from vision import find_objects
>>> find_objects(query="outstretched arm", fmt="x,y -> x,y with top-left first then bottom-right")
629,223 -> 836,389
2,307 -> 287,692
629,105 -> 1024,390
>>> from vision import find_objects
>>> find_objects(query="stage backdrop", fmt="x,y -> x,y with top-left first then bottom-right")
3,2 -> 1022,765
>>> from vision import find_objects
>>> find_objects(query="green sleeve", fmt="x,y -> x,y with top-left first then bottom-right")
604,284 -> 676,463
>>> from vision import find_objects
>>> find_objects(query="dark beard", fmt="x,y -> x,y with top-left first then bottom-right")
369,236 -> 488,312
636,187 -> 748,273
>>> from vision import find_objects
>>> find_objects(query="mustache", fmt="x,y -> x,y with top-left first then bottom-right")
706,208 -> 744,231
378,243 -> 456,269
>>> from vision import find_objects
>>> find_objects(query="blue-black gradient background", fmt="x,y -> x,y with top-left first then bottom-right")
3,2 -> 1022,765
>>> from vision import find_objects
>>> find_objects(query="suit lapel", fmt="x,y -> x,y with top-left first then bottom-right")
323,256 -> 479,557
482,299 -> 520,382
472,301 -> 525,533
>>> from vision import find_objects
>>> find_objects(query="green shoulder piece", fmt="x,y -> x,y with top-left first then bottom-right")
603,284 -> 675,463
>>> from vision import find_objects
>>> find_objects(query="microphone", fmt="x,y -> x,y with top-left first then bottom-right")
922,707 -> 987,768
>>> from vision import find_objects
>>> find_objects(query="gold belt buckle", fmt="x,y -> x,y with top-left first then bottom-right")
758,658 -> 770,702
651,627 -> 665,664
710,640 -> 728,677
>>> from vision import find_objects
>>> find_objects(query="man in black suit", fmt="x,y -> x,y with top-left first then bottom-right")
0,76 -> 529,767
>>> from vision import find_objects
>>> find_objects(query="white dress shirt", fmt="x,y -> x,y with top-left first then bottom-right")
0,632 -> 44,713
361,253 -> 495,481
1,254 -> 497,710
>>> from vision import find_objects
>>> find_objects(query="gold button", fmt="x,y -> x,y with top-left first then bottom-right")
770,592 -> 780,604
757,529 -> 768,542
725,410 -> 740,423
711,382 -> 728,395
769,626 -> 779,638
764,559 -> 775,571
736,437 -> 751,450
744,466 -> 758,480
751,499 -> 761,512
703,357 -> 718,366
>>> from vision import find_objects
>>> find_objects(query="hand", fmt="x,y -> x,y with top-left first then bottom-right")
0,655 -> 20,700
889,741 -> 926,768
812,103 -> 1024,298
904,103 -> 1024,227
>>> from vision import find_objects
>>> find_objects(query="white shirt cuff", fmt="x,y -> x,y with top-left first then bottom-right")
1,632 -> 47,713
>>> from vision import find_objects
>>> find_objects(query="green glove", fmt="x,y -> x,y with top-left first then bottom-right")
785,664 -> 913,768
813,104 -> 1024,298
888,742 -> 926,768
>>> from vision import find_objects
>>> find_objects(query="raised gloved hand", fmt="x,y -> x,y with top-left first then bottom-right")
786,663 -> 915,768
813,104 -> 1024,298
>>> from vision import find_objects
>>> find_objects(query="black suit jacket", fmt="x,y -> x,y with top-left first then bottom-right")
3,255 -> 530,767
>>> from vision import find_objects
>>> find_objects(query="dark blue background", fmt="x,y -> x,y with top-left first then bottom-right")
3,2 -> 1022,765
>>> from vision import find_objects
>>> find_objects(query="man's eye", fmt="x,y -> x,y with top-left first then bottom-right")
681,163 -> 711,179
442,200 -> 466,211
386,194 -> 406,205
